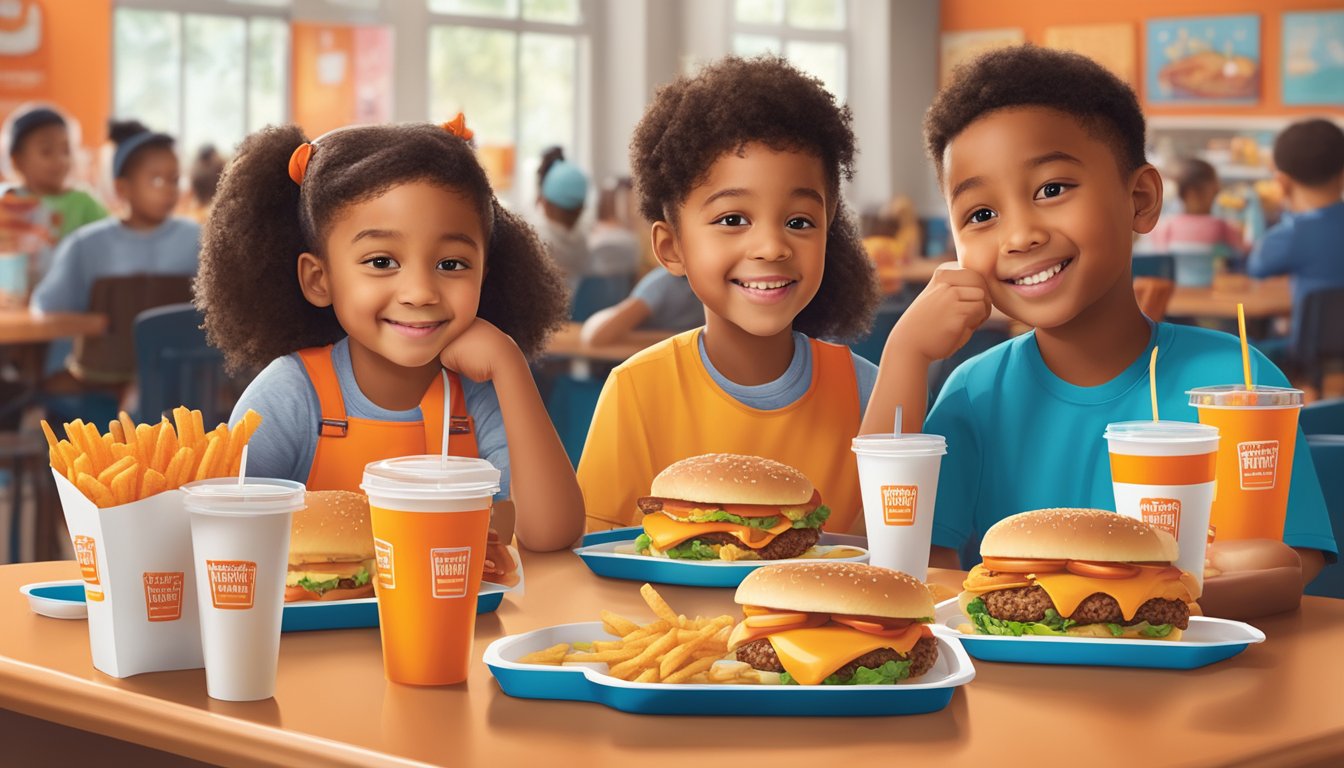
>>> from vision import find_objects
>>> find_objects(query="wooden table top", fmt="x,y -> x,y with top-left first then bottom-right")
543,322 -> 675,363
1168,276 -> 1293,320
0,310 -> 107,345
2,556 -> 1341,768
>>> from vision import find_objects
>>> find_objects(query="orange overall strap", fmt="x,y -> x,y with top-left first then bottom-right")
296,346 -> 349,437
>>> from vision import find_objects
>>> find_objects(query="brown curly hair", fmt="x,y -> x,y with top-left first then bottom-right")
628,55 -> 879,342
196,122 -> 569,373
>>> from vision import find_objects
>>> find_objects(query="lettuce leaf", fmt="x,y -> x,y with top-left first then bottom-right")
682,509 -> 781,529
1140,623 -> 1175,638
634,533 -> 652,554
296,576 -> 339,594
353,568 -> 371,587
780,659 -> 913,686
790,505 -> 831,529
664,539 -> 721,560
966,597 -> 1077,636
1105,623 -> 1124,637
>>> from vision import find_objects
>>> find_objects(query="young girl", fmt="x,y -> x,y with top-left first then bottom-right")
196,118 -> 584,552
577,55 -> 886,536
2,104 -> 107,257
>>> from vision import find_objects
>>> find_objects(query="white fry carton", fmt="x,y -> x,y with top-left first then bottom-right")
53,470 -> 204,678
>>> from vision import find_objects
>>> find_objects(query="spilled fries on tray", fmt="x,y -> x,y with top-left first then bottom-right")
516,584 -> 758,684
42,408 -> 263,508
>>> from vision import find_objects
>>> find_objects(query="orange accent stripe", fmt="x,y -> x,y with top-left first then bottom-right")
1109,452 -> 1216,485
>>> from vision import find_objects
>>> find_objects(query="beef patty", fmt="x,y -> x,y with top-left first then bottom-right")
693,526 -> 821,560
981,585 -> 1190,630
736,635 -> 938,682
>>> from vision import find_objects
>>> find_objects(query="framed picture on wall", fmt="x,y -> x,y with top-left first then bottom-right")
940,28 -> 1024,88
1044,23 -> 1136,86
1283,11 -> 1344,106
1146,15 -> 1261,105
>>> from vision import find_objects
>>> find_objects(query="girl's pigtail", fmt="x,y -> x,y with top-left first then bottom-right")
476,200 -> 569,358
794,202 -> 880,342
196,125 -> 343,373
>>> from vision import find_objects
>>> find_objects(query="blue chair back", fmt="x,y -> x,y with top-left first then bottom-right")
1302,398 -> 1344,437
1305,436 -> 1344,599
571,275 -> 632,322
1132,254 -> 1175,281
849,310 -> 902,366
1292,288 -> 1344,394
544,375 -> 604,468
134,303 -> 229,425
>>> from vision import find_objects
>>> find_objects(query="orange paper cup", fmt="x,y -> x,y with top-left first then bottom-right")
1188,385 -> 1303,541
362,456 -> 500,686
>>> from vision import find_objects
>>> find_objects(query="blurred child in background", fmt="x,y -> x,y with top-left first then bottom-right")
535,145 -> 589,291
586,176 -> 639,281
1145,157 -> 1246,285
183,144 -> 227,222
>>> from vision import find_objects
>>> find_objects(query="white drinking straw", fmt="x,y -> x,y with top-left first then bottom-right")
440,369 -> 451,466
894,405 -> 903,436
237,444 -> 249,488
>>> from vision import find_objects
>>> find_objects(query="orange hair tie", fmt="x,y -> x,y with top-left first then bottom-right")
441,113 -> 474,142
288,142 -> 314,185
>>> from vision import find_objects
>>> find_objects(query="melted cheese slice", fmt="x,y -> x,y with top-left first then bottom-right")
1031,570 -> 1197,621
765,624 -> 926,686
643,512 -> 793,551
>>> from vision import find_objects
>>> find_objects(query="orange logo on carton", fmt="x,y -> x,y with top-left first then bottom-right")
1237,441 -> 1279,490
1139,498 -> 1182,539
430,547 -> 471,599
206,560 -> 256,610
880,485 -> 918,526
73,535 -> 103,601
374,538 -> 395,590
142,572 -> 184,622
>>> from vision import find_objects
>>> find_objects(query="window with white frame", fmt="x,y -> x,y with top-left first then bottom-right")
427,0 -> 590,205
731,0 -> 848,101
113,1 -> 289,159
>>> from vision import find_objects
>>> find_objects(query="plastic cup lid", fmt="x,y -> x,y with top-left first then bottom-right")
361,455 -> 501,500
851,433 -> 947,456
1187,385 -> 1303,408
1103,420 -> 1219,443
181,478 -> 307,515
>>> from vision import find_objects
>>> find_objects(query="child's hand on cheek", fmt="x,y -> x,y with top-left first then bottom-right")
888,264 -> 991,364
438,317 -> 522,382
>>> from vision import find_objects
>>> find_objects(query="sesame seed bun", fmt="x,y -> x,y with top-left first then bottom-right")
734,562 -> 935,619
651,453 -> 815,506
289,490 -> 374,565
980,508 -> 1179,563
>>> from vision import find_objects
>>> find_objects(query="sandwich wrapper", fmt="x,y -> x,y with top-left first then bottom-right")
53,470 -> 204,678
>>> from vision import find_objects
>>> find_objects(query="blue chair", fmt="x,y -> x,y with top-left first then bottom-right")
134,303 -> 231,426
544,375 -> 603,468
920,217 -> 950,257
1289,288 -> 1344,397
1305,435 -> 1344,599
1132,254 -> 1175,281
570,275 -> 632,322
1302,398 -> 1344,437
849,310 -> 902,366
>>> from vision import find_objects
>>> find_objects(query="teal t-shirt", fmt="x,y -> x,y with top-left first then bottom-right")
926,321 -> 1337,564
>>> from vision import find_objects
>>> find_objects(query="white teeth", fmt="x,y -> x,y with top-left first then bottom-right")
737,280 -> 792,290
1012,260 -> 1068,286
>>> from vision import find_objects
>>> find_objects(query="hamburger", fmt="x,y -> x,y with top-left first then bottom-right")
633,454 -> 831,561
285,490 -> 376,602
728,562 -> 939,685
959,508 -> 1201,640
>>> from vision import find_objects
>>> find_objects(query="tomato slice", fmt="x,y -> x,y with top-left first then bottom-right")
1065,560 -> 1141,579
659,489 -> 822,519
981,557 -> 1067,574
832,616 -> 920,637
744,612 -> 814,628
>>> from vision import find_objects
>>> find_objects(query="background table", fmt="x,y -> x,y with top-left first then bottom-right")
0,311 -> 107,345
2,555 -> 1342,767
1168,276 -> 1292,326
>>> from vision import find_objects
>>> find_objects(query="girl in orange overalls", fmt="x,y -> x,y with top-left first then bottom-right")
578,56 -> 892,534
196,117 -> 584,553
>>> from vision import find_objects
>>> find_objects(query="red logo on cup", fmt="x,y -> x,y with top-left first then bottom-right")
1139,498 -> 1181,539
374,538 -> 395,590
142,572 -> 184,622
430,547 -> 471,599
880,485 -> 917,526
206,560 -> 257,610
1237,440 -> 1279,490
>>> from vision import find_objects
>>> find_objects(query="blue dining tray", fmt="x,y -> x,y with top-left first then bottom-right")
21,579 -> 508,631
575,527 -> 869,588
484,621 -> 974,716
933,599 -> 1265,669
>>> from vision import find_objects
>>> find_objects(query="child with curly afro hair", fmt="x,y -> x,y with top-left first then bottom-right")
196,117 -> 583,552
578,55 -> 900,538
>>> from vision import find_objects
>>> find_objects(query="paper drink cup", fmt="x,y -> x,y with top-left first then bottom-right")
183,478 -> 306,701
1104,421 -> 1219,587
1189,385 -> 1303,541
361,456 -> 500,686
851,434 -> 946,581
52,471 -> 204,678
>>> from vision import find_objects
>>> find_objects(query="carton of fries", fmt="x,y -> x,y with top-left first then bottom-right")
43,409 -> 263,678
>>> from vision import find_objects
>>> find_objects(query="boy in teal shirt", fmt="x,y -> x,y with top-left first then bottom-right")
865,46 -> 1334,619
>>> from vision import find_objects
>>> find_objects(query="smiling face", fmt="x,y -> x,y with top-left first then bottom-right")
654,143 -> 828,339
299,181 -> 486,371
943,107 -> 1159,330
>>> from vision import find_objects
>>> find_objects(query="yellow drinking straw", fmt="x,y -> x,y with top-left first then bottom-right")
1237,302 -> 1253,390
1149,346 -> 1160,421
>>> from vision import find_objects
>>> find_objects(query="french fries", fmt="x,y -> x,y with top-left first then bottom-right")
516,584 -> 748,684
41,409 -> 264,509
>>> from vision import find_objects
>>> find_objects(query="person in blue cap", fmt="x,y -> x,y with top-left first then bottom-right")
535,146 -> 590,290
2,104 -> 108,260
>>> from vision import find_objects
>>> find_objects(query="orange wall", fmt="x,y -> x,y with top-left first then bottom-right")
291,23 -> 357,137
0,0 -> 111,150
941,0 -> 1344,117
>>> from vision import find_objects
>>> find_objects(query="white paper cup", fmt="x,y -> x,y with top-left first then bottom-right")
184,478 -> 306,701
1104,421 -> 1219,588
851,434 -> 946,581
